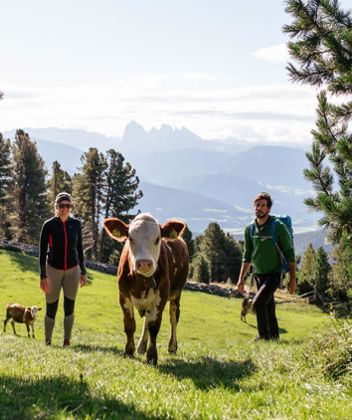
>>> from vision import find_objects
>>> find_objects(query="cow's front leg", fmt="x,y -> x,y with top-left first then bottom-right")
147,319 -> 161,366
120,295 -> 136,357
137,317 -> 149,355
26,323 -> 31,338
168,295 -> 181,354
146,296 -> 167,366
3,318 -> 9,333
10,319 -> 17,335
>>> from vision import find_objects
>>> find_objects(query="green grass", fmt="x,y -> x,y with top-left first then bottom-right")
0,249 -> 351,419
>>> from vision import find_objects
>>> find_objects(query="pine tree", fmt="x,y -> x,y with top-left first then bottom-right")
330,239 -> 352,301
224,232 -> 243,282
48,161 -> 72,204
197,222 -> 242,282
99,149 -> 142,263
300,242 -> 319,293
72,148 -> 107,260
181,225 -> 195,262
0,133 -> 13,240
191,254 -> 210,284
316,246 -> 331,294
12,130 -> 50,243
284,0 -> 352,243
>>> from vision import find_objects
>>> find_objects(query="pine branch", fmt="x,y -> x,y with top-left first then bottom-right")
284,0 -> 352,92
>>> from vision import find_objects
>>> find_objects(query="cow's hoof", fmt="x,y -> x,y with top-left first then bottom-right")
137,340 -> 147,355
124,343 -> 135,358
123,352 -> 135,359
168,343 -> 177,354
146,347 -> 157,366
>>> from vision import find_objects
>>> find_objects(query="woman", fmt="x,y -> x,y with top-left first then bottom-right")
39,192 -> 87,347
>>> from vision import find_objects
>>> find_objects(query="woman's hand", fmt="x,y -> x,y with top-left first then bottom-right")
80,274 -> 87,287
40,277 -> 50,294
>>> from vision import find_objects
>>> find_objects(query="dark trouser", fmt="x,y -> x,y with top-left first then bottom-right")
253,273 -> 281,340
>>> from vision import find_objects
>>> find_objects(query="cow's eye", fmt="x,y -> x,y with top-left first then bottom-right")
155,237 -> 160,245
129,237 -> 134,244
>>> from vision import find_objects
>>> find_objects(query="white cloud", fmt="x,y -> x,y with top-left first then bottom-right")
252,43 -> 289,64
0,78 -> 317,144
182,72 -> 218,81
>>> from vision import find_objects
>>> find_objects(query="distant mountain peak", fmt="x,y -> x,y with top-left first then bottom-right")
124,120 -> 146,133
122,121 -> 148,144
159,124 -> 174,133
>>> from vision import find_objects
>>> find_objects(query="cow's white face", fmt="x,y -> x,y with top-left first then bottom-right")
104,213 -> 186,278
31,306 -> 41,319
128,215 -> 161,277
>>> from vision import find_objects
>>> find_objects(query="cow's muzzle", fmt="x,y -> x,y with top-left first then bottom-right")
136,259 -> 154,276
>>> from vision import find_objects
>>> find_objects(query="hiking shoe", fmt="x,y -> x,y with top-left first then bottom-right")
63,339 -> 70,348
45,338 -> 51,346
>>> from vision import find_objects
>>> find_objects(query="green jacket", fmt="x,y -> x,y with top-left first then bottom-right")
243,215 -> 295,275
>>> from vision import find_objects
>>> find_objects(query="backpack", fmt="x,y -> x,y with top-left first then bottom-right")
249,214 -> 294,274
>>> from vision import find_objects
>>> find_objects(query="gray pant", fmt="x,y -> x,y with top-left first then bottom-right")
46,264 -> 80,303
45,264 -> 80,342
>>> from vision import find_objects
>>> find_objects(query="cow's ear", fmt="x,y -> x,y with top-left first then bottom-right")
104,218 -> 129,242
160,220 -> 186,239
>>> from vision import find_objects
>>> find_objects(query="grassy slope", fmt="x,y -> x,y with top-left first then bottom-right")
0,249 -> 350,419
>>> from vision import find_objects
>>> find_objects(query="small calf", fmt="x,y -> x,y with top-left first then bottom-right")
240,292 -> 256,322
3,304 -> 41,338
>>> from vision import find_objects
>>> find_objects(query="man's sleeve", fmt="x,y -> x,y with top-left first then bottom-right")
242,225 -> 253,263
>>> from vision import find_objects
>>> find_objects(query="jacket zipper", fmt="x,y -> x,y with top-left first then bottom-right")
63,221 -> 68,270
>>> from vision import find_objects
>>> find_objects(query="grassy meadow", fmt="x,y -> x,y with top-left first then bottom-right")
0,248 -> 351,419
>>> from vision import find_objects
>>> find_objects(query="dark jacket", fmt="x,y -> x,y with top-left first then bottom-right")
39,216 -> 86,279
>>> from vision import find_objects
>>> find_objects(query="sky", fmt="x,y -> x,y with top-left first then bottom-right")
0,0 -> 327,144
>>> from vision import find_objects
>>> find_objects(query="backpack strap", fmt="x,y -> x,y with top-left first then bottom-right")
249,221 -> 256,240
269,218 -> 286,268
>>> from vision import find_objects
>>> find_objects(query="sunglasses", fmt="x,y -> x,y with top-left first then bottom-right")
58,203 -> 72,209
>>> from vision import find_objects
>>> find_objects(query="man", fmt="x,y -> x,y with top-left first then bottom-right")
236,192 -> 296,341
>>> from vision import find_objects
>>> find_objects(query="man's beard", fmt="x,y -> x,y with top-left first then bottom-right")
256,211 -> 266,219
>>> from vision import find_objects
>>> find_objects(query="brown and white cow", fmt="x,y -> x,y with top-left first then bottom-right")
103,213 -> 189,365
3,303 -> 42,338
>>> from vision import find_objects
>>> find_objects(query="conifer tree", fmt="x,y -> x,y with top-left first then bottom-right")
316,246 -> 331,294
191,254 -> 210,284
224,232 -> 243,282
72,148 -> 107,260
0,133 -> 13,239
284,0 -> 352,243
99,149 -> 142,263
48,161 -> 72,203
330,239 -> 352,301
181,225 -> 195,262
12,130 -> 50,243
198,222 -> 242,282
300,242 -> 319,292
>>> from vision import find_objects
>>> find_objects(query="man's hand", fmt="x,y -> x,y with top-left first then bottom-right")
80,274 -> 87,287
236,280 -> 245,294
287,276 -> 297,294
40,277 -> 50,294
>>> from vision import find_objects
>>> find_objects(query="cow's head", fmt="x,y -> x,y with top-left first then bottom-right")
104,213 -> 186,278
31,306 -> 42,319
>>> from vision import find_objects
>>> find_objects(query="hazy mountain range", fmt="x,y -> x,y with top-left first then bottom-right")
4,123 -> 320,240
